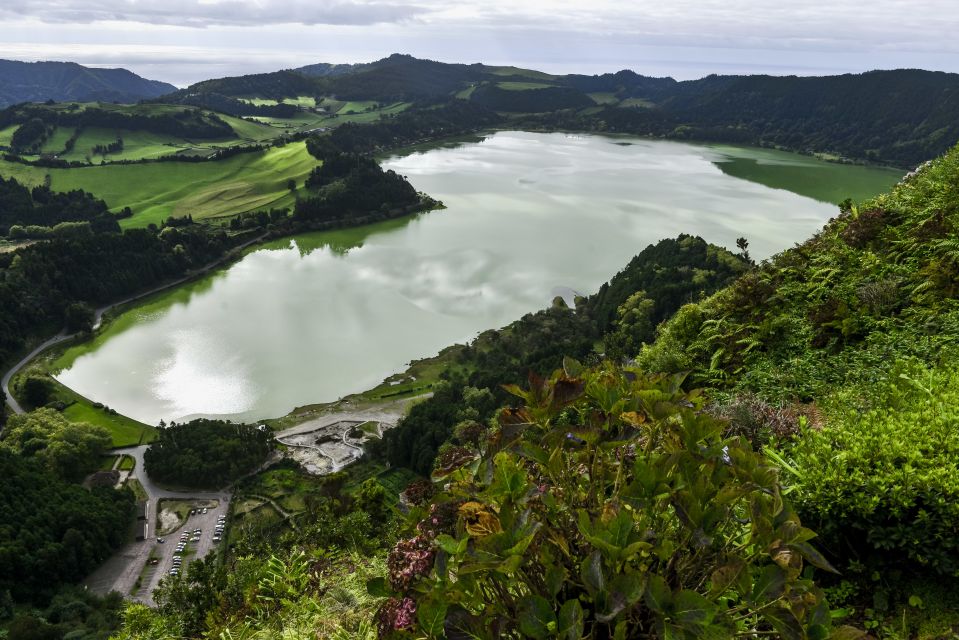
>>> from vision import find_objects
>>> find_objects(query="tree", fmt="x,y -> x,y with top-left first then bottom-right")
735,236 -> 751,262
355,478 -> 391,525
603,290 -> 655,361
64,302 -> 94,333
286,178 -> 297,191
1,408 -> 111,481
21,375 -> 51,408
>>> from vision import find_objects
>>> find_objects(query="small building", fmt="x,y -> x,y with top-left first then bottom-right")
136,501 -> 148,521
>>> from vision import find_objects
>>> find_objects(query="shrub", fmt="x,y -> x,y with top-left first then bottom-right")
788,360 -> 959,575
374,361 -> 852,639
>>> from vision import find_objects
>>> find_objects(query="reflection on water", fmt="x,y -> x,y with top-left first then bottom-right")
55,132 -> 897,425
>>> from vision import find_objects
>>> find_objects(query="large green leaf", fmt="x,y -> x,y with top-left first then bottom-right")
763,605 -> 804,640
708,559 -> 746,597
557,599 -> 585,640
673,590 -> 716,629
518,595 -> 557,639
789,541 -> 839,574
644,575 -> 672,613
580,551 -> 606,597
751,564 -> 787,603
417,597 -> 449,639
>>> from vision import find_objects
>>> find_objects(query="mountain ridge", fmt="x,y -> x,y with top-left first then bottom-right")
0,60 -> 176,108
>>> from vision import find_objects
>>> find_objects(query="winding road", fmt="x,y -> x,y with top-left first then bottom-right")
1,232 -> 267,420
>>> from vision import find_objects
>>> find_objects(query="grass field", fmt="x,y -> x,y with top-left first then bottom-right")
620,97 -> 655,108
62,399 -> 156,447
2,102 -> 284,163
588,92 -> 620,105
337,100 -> 379,114
0,124 -> 18,147
497,81 -> 555,90
240,96 -> 317,108
330,102 -> 410,124
39,126 -> 77,155
455,85 -> 478,99
487,66 -> 557,81
6,141 -> 320,227
119,455 -> 135,470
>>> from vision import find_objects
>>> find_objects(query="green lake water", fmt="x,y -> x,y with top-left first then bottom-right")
54,131 -> 901,424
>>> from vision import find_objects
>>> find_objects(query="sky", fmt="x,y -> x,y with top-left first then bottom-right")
1,0 -> 958,87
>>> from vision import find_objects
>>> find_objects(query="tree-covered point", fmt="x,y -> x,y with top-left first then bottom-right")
0,175 -> 118,235
317,100 -> 503,155
143,420 -> 274,489
0,448 -> 135,603
294,147 -> 421,223
379,236 -> 748,475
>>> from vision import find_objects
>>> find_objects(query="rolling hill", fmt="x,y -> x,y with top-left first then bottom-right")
162,54 -> 959,166
0,60 -> 176,108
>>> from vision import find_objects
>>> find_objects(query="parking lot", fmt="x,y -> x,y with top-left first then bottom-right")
140,499 -> 230,600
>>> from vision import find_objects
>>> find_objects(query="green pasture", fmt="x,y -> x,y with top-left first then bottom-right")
0,125 -> 16,147
588,92 -> 620,105
328,102 -> 410,124
23,141 -> 318,227
496,81 -> 554,90
39,126 -> 77,155
337,101 -> 379,114
455,85 -> 477,99
486,66 -> 556,81
239,96 -> 316,108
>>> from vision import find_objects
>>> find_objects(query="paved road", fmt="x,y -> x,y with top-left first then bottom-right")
1,232 -> 267,421
85,446 -> 232,605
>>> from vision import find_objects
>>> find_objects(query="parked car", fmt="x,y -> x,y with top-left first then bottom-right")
157,538 -> 165,543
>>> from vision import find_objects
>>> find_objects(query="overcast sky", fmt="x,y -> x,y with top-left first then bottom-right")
1,0 -> 958,86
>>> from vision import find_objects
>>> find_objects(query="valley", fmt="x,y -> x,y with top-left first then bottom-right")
1,45 -> 958,640
46,132 -> 899,426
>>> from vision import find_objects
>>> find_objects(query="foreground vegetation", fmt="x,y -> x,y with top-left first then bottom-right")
4,55 -> 959,639
108,143 -> 959,638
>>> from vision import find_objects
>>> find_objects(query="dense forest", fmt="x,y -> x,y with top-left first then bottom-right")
469,84 -> 594,112
0,176 -> 118,235
143,420 -> 274,488
378,236 -> 749,475
0,449 -> 134,602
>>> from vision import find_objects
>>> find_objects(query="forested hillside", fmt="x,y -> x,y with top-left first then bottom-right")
168,54 -> 959,166
0,60 -> 176,108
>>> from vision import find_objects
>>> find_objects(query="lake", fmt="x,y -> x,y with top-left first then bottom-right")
54,131 -> 902,424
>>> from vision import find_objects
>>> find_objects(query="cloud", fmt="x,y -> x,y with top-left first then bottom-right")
0,0 -> 425,27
